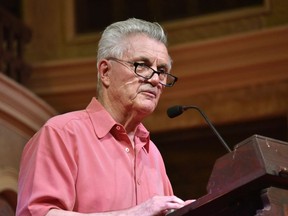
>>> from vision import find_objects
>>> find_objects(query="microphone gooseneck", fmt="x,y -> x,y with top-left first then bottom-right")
167,105 -> 232,152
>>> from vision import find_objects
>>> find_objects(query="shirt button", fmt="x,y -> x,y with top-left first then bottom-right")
125,147 -> 130,153
137,179 -> 141,185
116,126 -> 121,130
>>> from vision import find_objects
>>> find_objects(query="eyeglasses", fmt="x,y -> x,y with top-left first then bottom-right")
108,58 -> 178,87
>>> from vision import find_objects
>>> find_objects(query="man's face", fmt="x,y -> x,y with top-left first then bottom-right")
101,34 -> 171,118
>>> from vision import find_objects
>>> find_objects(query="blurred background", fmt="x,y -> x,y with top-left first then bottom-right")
0,0 -> 287,213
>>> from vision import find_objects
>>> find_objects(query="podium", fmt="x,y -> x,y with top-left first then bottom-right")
170,135 -> 288,216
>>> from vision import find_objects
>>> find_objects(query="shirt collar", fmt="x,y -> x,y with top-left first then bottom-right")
86,98 -> 116,138
86,97 -> 150,152
135,123 -> 150,153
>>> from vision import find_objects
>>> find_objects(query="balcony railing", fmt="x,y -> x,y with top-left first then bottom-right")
0,7 -> 31,84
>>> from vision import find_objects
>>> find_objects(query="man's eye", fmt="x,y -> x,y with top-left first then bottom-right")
158,68 -> 167,73
134,62 -> 147,69
136,62 -> 145,66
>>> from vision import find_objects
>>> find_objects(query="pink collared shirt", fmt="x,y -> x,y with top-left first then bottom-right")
16,98 -> 173,215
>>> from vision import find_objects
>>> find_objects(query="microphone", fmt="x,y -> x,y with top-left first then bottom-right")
167,105 -> 232,152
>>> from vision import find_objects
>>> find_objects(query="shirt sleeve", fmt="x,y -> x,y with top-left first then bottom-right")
16,124 -> 78,216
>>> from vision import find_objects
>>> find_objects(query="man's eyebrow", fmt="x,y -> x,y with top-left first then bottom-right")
133,56 -> 172,69
133,56 -> 150,62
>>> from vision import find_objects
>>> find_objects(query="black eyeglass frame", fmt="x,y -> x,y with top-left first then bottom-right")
108,57 -> 178,87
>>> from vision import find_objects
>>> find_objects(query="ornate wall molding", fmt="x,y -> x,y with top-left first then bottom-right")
0,74 -> 57,137
26,25 -> 288,132
0,168 -> 18,193
62,0 -> 270,44
0,74 -> 57,210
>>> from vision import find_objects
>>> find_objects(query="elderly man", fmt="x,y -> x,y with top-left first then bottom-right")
16,18 -> 189,216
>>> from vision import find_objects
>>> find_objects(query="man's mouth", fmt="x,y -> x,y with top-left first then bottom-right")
141,89 -> 157,98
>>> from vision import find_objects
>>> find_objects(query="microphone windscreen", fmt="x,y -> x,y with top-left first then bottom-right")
167,106 -> 183,118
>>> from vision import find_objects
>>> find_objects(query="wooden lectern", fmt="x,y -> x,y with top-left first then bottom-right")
169,135 -> 288,216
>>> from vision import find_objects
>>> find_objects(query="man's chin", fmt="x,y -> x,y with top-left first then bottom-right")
137,103 -> 157,116
131,96 -> 159,115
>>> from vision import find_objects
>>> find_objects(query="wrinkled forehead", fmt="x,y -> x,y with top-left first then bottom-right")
122,34 -> 172,67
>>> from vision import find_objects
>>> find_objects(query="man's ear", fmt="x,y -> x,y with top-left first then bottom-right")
98,59 -> 111,87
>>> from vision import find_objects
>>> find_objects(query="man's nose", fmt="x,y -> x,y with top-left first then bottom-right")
147,72 -> 161,86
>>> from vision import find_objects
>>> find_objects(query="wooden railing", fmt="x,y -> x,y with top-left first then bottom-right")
0,7 -> 31,84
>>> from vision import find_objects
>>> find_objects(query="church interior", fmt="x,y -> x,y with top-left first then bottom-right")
0,0 -> 288,214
